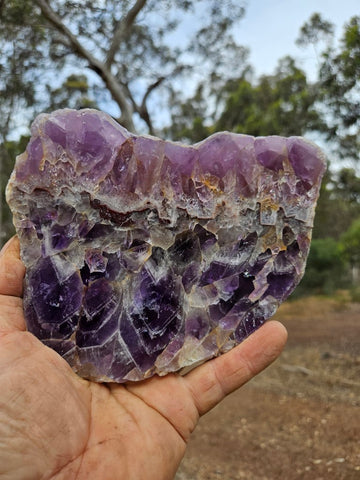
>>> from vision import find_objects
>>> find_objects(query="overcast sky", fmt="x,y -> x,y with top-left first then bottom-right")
238,0 -> 359,78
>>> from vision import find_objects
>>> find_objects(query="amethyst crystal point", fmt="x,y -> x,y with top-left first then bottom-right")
6,109 -> 326,382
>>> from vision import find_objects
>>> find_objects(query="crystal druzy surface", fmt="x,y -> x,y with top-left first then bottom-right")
6,109 -> 326,382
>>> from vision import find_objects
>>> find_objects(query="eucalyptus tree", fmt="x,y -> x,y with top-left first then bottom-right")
0,0 -> 248,135
215,56 -> 324,138
297,13 -> 360,163
0,0 -> 248,244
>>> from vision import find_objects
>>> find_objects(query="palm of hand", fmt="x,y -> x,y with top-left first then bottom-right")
0,238 -> 287,480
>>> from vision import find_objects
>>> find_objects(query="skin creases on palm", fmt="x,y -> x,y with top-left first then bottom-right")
0,236 -> 287,480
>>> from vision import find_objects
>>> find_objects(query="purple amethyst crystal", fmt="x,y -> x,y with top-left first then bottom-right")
6,109 -> 326,382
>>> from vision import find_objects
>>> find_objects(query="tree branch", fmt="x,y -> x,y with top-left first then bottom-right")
34,0 -> 136,132
105,0 -> 148,69
136,77 -> 166,135
119,80 -> 138,112
141,76 -> 166,111
35,0 -> 99,69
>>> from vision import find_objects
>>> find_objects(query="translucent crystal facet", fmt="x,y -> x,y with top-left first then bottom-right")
6,109 -> 326,382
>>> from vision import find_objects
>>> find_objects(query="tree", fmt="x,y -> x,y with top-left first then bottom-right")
312,167 -> 360,240
1,5 -> 359,261
297,13 -> 360,163
0,0 -> 249,244
0,137 -> 29,244
296,238 -> 348,295
0,2 -> 40,143
340,218 -> 360,283
168,54 -> 325,143
169,13 -> 359,160
214,56 -> 324,137
163,84 -> 213,142
46,74 -> 98,111
0,0 -> 248,136
295,12 -> 334,52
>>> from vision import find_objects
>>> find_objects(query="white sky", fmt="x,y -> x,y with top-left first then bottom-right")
238,0 -> 359,78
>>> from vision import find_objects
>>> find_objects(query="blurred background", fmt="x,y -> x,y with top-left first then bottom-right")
0,1 -> 359,478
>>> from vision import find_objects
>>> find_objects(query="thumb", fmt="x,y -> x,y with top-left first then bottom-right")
0,236 -> 25,297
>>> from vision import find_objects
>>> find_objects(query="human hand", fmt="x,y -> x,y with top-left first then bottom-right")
0,237 -> 287,480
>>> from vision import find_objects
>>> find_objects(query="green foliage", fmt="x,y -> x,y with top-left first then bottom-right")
164,85 -> 214,142
173,13 -> 359,167
297,238 -> 349,296
169,52 -> 326,143
0,0 -> 248,243
312,168 -> 360,240
303,166 -> 360,296
340,218 -> 360,265
0,5 -> 359,296
46,74 -> 98,111
0,1 -> 47,140
0,136 -> 30,244
0,0 -> 247,134
299,14 -> 360,162
215,56 -> 324,137
296,13 -> 334,47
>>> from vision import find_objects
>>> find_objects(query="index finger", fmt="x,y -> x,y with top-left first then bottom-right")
183,320 -> 288,416
0,236 -> 25,297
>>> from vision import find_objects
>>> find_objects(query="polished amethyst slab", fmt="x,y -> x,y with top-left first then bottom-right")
6,109 -> 326,382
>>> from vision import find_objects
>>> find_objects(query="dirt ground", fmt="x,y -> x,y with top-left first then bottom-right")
175,296 -> 360,480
